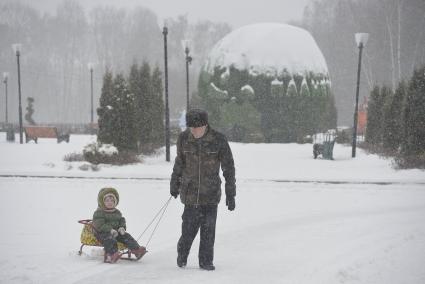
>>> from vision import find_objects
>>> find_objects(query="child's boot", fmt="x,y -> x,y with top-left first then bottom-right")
132,246 -> 147,260
105,252 -> 122,263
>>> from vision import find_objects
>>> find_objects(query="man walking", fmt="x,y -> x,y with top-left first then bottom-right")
170,108 -> 236,271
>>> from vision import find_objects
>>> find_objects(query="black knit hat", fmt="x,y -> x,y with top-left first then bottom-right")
186,109 -> 208,127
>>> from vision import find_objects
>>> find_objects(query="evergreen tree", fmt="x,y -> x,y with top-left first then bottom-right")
383,81 -> 406,152
150,66 -> 165,148
220,99 -> 261,141
286,78 -> 298,96
271,80 -> 284,98
281,71 -> 292,96
285,79 -> 300,141
137,62 -> 152,148
113,73 -> 137,151
324,94 -> 338,131
250,75 -> 274,142
300,78 -> 310,96
97,70 -> 115,144
379,86 -> 393,143
401,65 -> 425,166
309,80 -> 319,97
128,62 -> 143,150
298,96 -> 313,138
300,79 -> 314,136
366,85 -> 388,145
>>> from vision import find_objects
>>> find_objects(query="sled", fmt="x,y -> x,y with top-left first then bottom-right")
77,219 -> 146,261
77,197 -> 172,263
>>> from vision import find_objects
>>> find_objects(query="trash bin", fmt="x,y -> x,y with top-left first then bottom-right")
6,127 -> 15,142
322,140 -> 335,160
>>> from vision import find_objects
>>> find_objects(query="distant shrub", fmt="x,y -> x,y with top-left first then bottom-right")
78,163 -> 100,171
394,152 -> 425,169
63,152 -> 84,162
83,142 -> 140,165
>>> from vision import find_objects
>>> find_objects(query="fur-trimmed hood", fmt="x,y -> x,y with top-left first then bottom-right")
97,187 -> 119,209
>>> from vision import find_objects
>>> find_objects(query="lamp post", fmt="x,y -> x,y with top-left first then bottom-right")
182,39 -> 192,111
88,63 -> 94,134
3,72 -> 8,124
352,33 -> 369,158
12,43 -> 23,144
163,24 -> 170,162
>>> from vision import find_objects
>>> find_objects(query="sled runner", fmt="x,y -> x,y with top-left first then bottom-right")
77,219 -> 146,261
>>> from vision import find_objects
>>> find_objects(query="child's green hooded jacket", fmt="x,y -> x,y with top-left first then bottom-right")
92,187 -> 126,233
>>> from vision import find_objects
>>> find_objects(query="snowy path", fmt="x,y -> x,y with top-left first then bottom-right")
1,177 -> 424,284
2,174 -> 425,186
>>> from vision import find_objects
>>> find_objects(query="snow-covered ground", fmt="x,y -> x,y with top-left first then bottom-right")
1,133 -> 424,284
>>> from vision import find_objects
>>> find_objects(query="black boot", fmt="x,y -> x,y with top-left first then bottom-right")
177,255 -> 187,268
199,263 -> 215,271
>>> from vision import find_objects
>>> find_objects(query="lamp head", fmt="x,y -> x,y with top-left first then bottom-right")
355,33 -> 369,48
181,39 -> 193,55
162,19 -> 168,35
12,43 -> 22,55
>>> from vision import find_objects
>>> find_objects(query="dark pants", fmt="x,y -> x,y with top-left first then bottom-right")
96,232 -> 140,255
177,205 -> 218,265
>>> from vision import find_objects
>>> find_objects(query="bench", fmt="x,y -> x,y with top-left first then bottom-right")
24,126 -> 70,143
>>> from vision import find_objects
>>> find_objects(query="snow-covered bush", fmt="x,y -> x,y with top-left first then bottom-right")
78,162 -> 100,171
83,142 -> 140,165
63,152 -> 84,162
83,142 -> 118,165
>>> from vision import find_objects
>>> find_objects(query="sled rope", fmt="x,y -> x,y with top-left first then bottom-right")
136,196 -> 172,247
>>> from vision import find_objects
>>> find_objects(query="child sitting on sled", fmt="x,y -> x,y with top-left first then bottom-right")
93,187 -> 146,263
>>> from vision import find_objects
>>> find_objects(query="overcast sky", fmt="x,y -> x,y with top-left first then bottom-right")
15,0 -> 310,28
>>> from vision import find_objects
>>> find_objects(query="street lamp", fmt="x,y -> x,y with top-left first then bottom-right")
12,43 -> 23,144
163,24 -> 170,162
182,39 -> 192,111
88,63 -> 94,134
3,72 -> 8,124
352,33 -> 369,158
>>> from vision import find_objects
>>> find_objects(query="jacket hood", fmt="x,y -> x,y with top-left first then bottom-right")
97,187 -> 119,209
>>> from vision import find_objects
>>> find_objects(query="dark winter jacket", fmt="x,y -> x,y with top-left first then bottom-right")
92,208 -> 126,233
170,126 -> 236,206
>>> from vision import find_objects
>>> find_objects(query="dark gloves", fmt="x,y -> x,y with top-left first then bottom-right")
170,177 -> 180,199
110,229 -> 118,238
171,191 -> 179,199
118,227 -> 126,236
226,196 -> 235,211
